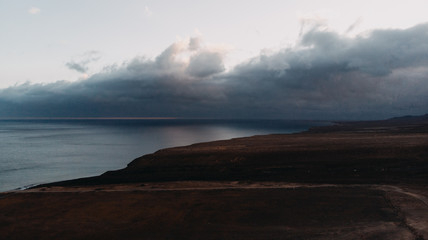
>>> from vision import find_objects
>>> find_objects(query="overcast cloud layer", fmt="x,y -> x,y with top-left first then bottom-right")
1,23 -> 428,120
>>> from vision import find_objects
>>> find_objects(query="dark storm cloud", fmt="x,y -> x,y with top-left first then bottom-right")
0,39 -> 227,118
223,23 -> 428,119
1,24 -> 428,119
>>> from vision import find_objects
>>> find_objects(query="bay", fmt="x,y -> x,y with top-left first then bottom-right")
0,119 -> 328,191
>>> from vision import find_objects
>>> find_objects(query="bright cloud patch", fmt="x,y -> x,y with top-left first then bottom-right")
143,6 -> 152,17
28,7 -> 41,14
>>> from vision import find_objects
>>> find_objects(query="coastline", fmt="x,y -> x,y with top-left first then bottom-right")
36,116 -> 428,187
2,116 -> 428,239
0,119 -> 326,192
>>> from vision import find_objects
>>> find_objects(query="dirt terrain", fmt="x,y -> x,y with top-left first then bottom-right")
1,116 -> 428,239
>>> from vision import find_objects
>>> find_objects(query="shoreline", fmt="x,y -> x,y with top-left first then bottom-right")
2,115 -> 428,239
36,117 -> 428,188
0,119 -> 327,192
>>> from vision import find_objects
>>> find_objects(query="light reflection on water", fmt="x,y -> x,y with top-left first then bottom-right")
0,119 -> 329,191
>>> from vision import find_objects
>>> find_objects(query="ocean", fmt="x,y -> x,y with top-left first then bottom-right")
0,119 -> 328,192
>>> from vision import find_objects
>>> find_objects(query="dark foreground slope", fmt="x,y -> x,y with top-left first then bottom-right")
2,115 -> 428,240
3,185 -> 427,240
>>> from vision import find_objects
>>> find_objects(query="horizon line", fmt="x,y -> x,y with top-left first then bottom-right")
0,117 -> 179,120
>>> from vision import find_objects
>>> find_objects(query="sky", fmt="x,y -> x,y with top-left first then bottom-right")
1,0 -> 428,119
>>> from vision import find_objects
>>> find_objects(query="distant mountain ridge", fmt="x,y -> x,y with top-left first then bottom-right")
388,113 -> 428,122
307,113 -> 428,133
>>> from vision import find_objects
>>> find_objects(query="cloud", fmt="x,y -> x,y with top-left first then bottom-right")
188,37 -> 202,51
187,51 -> 225,78
28,7 -> 41,14
66,51 -> 101,73
297,10 -> 330,37
225,23 -> 428,118
1,24 -> 428,119
143,6 -> 153,17
345,18 -> 362,35
65,62 -> 88,73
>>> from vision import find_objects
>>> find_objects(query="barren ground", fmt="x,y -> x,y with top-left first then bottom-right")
1,117 -> 428,239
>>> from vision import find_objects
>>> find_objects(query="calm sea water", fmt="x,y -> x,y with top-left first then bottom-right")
0,119 -> 328,191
